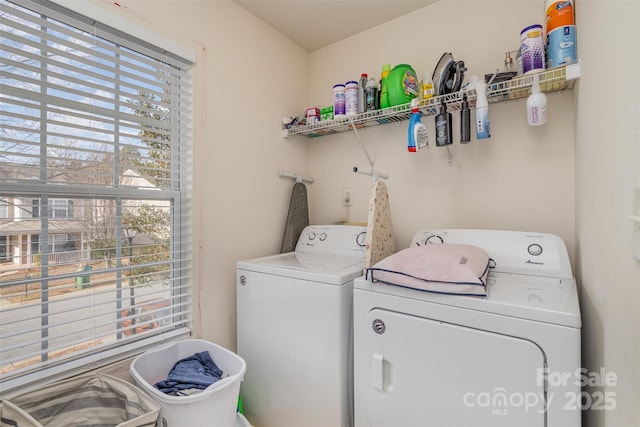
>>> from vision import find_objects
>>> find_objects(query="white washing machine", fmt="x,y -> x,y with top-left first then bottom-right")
354,229 -> 582,427
237,225 -> 367,427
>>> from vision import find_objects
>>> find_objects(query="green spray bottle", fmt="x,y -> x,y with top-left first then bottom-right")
379,64 -> 391,109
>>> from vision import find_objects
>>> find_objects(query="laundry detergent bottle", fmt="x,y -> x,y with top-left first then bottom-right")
407,99 -> 428,152
387,64 -> 418,107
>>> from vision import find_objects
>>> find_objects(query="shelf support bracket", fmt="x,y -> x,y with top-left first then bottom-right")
349,118 -> 389,181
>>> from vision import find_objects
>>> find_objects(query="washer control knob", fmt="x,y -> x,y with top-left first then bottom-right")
308,232 -> 316,240
319,233 -> 327,241
426,234 -> 444,245
356,231 -> 367,247
528,244 -> 543,256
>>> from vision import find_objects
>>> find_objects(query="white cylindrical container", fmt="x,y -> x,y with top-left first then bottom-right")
527,73 -> 548,126
345,80 -> 358,116
547,25 -> 577,68
333,84 -> 345,118
520,24 -> 545,74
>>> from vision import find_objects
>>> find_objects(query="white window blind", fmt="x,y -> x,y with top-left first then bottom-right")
0,0 -> 193,392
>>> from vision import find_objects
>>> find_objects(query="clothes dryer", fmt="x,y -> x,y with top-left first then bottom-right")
354,229 -> 581,427
237,225 -> 367,427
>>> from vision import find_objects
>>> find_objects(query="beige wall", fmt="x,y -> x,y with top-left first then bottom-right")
306,1 -> 639,425
76,1 -> 639,425
105,0 -> 310,349
575,1 -> 640,426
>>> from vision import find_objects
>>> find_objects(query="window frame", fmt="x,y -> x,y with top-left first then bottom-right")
0,0 -> 194,394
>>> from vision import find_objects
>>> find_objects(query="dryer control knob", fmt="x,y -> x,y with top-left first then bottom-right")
426,234 -> 444,244
356,231 -> 367,247
308,232 -> 316,240
528,243 -> 543,256
319,233 -> 327,241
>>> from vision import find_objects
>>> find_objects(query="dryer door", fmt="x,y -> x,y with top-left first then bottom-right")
358,308 -> 546,427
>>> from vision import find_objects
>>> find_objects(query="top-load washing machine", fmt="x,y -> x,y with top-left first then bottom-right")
354,229 -> 581,427
237,224 -> 367,427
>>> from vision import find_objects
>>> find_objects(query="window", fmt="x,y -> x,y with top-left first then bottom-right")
0,0 -> 193,392
0,198 -> 7,218
0,236 -> 7,260
31,198 -> 73,218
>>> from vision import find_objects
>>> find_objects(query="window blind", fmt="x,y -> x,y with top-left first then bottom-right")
0,0 -> 193,392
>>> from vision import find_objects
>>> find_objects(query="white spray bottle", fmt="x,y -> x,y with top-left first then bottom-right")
473,77 -> 490,139
527,73 -> 548,126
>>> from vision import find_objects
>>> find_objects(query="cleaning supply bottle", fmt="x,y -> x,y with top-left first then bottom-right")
333,83 -> 346,119
435,102 -> 452,146
345,80 -> 358,116
460,93 -> 471,143
379,64 -> 391,109
387,64 -> 418,107
407,99 -> 428,152
527,73 -> 548,126
357,73 -> 368,114
365,77 -> 379,112
421,71 -> 434,100
474,80 -> 490,139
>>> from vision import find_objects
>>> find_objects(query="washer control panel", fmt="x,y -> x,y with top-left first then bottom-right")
411,229 -> 573,279
295,225 -> 367,257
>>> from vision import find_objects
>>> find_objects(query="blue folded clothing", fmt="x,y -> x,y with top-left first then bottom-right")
155,351 -> 223,394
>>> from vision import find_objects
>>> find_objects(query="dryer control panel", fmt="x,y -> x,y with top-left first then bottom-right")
296,225 -> 367,257
411,229 -> 573,279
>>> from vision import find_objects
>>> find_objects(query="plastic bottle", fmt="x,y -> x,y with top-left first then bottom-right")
387,64 -> 418,107
345,81 -> 358,116
379,64 -> 391,109
435,102 -> 452,146
421,71 -> 434,100
460,94 -> 471,143
333,84 -> 345,118
357,73 -> 368,114
474,80 -> 490,139
365,77 -> 379,112
527,73 -> 548,126
407,99 -> 428,152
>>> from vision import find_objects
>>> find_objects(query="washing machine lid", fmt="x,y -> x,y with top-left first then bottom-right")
237,252 -> 364,285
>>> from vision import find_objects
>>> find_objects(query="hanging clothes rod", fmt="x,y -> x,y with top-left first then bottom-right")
353,166 -> 389,181
278,171 -> 314,183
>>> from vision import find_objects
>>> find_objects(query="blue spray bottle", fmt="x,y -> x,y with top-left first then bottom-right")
408,99 -> 428,152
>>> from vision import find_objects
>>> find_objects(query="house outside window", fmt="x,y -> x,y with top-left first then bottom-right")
0,0 -> 193,393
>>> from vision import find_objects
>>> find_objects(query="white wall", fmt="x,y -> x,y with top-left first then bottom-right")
308,0 -> 576,255
107,0 -> 310,349
575,1 -> 640,426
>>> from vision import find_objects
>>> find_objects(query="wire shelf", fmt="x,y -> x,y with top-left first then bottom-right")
282,64 -> 580,139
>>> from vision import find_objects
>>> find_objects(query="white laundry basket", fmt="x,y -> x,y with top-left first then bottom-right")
130,339 -> 246,427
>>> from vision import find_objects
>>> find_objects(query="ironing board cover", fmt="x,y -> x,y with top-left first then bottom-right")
280,182 -> 309,253
364,180 -> 395,272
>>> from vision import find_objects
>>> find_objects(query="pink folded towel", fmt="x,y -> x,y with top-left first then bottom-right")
366,244 -> 491,296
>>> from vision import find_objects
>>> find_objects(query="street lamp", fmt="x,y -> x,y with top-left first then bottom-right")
122,225 -> 138,333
